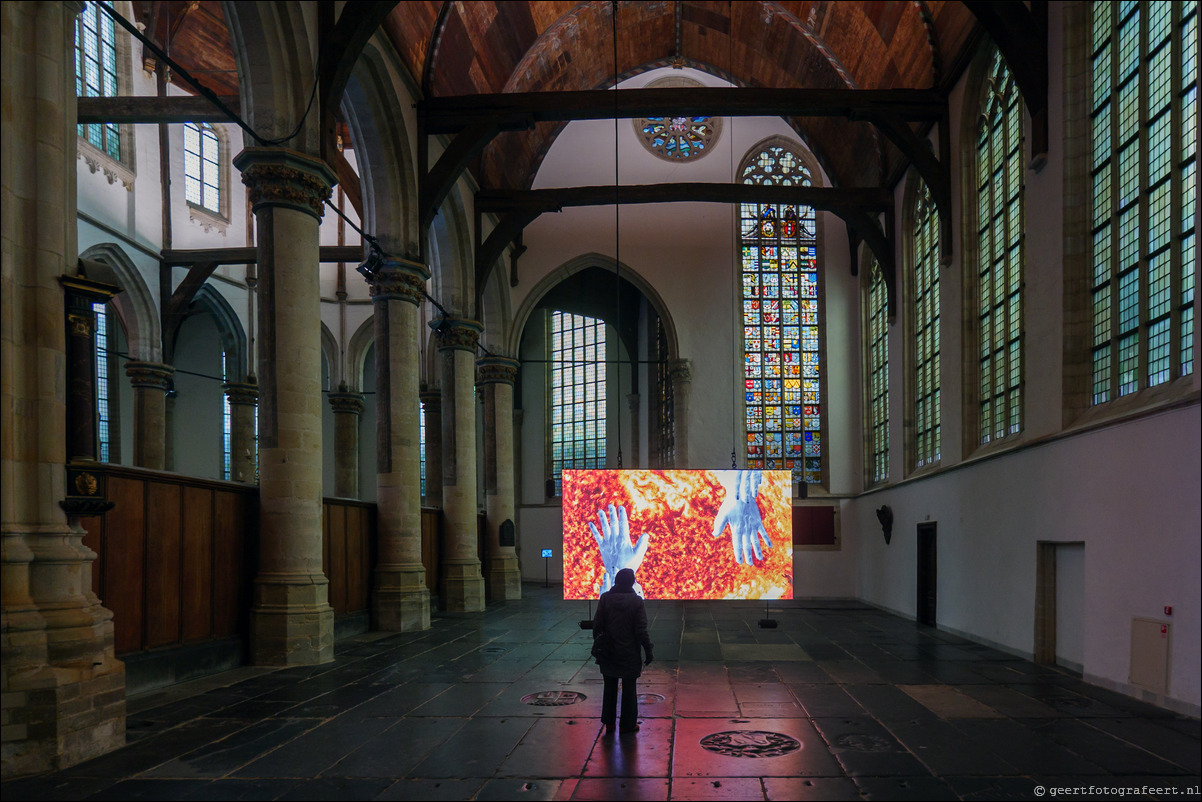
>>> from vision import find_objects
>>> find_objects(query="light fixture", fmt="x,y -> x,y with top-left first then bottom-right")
355,240 -> 383,281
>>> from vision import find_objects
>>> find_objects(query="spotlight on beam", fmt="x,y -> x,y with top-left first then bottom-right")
355,242 -> 383,281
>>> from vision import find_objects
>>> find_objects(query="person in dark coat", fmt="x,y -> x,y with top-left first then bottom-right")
592,567 -> 654,735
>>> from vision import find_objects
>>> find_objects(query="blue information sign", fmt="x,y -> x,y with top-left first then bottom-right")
541,548 -> 553,558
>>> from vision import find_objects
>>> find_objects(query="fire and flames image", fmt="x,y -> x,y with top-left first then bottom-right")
562,469 -> 793,601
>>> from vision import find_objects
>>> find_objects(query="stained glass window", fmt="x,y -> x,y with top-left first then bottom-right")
976,48 -> 1025,444
741,143 -> 821,484
548,310 -> 607,495
912,182 -> 941,469
637,117 -> 718,161
866,260 -> 889,484
1089,1 -> 1196,404
94,302 -> 112,463
75,1 -> 121,160
419,405 -> 426,498
653,316 -> 675,468
184,122 -> 221,214
222,352 -> 232,480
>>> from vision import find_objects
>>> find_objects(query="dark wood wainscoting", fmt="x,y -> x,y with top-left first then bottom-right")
80,466 -> 257,656
322,498 -> 376,616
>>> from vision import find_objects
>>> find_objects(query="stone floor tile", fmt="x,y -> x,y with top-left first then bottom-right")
669,777 -> 765,800
570,778 -> 670,800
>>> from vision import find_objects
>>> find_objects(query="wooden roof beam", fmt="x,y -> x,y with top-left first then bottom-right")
78,95 -> 240,125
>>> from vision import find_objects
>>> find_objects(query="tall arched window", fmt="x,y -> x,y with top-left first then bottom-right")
1089,1 -> 1196,404
974,48 -> 1025,445
94,302 -> 114,462
911,182 -> 941,469
548,310 -> 607,495
75,1 -> 121,160
184,122 -> 222,215
864,258 -> 889,485
740,140 -> 822,485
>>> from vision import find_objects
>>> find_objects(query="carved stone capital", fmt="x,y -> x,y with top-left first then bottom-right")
233,147 -> 337,219
369,259 -> 430,306
419,387 -> 442,412
432,316 -> 483,353
328,391 -> 365,415
223,381 -> 259,406
668,358 -> 692,384
476,356 -> 519,386
125,361 -> 174,391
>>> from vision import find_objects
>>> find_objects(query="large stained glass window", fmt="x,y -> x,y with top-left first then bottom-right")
75,1 -> 121,160
976,47 -> 1025,444
740,142 -> 821,484
222,352 -> 232,480
184,122 -> 222,214
865,260 -> 889,485
548,310 -> 606,495
636,117 -> 718,161
1089,1 -> 1196,404
912,182 -> 941,469
94,302 -> 112,463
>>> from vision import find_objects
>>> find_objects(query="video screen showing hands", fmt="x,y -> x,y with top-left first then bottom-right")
562,469 -> 793,601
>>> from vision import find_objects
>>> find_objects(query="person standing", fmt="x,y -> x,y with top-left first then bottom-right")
592,567 -> 654,735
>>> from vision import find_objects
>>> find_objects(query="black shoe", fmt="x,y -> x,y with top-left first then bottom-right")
619,724 -> 640,734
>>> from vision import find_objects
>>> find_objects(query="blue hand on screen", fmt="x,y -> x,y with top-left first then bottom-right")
712,470 -> 773,565
589,503 -> 649,597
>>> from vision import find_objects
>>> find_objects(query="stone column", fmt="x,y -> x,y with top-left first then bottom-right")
328,389 -> 363,498
419,387 -> 443,508
477,357 -> 521,601
2,1 -> 126,777
223,381 -> 258,483
125,362 -> 173,470
370,259 -> 431,631
434,317 -> 486,613
234,147 -> 337,665
668,359 -> 692,468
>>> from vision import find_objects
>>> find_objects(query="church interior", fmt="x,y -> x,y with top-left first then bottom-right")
2,0 -> 1199,797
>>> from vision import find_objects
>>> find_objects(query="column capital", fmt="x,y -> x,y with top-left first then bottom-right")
419,386 -> 442,411
126,361 -> 174,391
668,358 -> 692,383
233,147 -> 337,219
431,316 -> 482,352
476,356 -> 519,386
223,380 -> 259,406
328,391 -> 365,415
369,258 -> 430,305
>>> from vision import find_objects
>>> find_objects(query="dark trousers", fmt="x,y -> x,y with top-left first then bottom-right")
601,675 -> 638,730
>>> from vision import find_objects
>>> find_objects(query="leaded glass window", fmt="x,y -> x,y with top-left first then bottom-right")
184,122 -> 221,214
419,405 -> 426,498
548,311 -> 606,495
222,352 -> 232,480
94,302 -> 112,463
740,142 -> 821,483
1089,1 -> 1196,404
75,1 -> 121,160
653,316 -> 675,468
866,261 -> 889,484
912,183 -> 941,469
976,48 -> 1025,444
636,117 -> 718,161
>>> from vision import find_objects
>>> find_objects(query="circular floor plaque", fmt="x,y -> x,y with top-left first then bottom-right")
699,730 -> 802,758
521,691 -> 586,706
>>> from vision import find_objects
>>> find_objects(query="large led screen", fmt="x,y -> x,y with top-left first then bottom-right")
562,469 -> 793,600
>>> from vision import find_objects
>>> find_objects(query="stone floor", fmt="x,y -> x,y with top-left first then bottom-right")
4,584 -> 1199,801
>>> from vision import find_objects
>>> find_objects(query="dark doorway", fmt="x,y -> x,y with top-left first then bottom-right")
917,522 -> 937,626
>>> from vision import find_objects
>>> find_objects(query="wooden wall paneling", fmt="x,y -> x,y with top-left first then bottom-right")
212,489 -> 246,638
144,480 -> 183,648
181,485 -> 214,642
80,514 -> 104,599
421,508 -> 440,596
104,475 -> 146,654
362,505 -> 376,612
345,504 -> 364,612
329,502 -> 347,614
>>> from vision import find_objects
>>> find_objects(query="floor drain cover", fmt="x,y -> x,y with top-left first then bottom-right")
699,730 -> 802,758
638,692 -> 666,704
834,733 -> 893,752
522,691 -> 586,706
